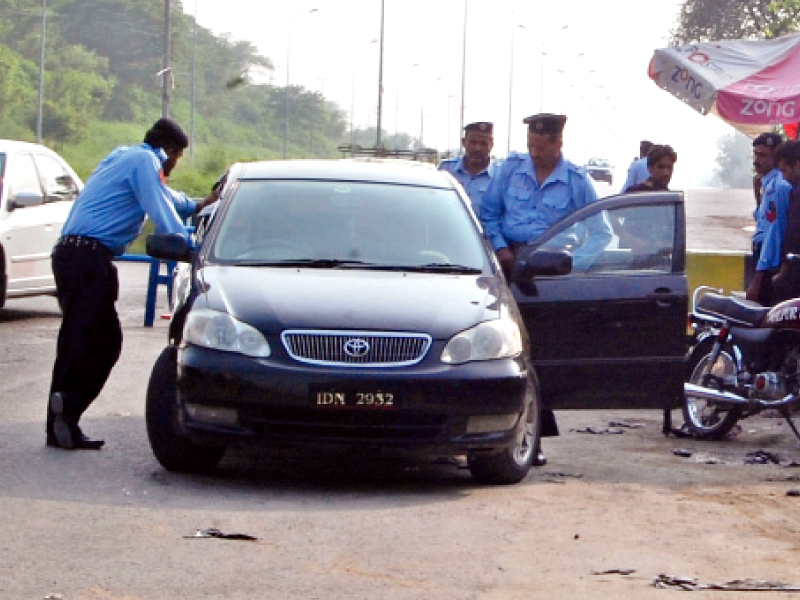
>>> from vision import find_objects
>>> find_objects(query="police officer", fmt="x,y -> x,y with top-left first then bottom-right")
438,121 -> 497,216
746,132 -> 791,305
46,118 -> 219,450
621,139 -> 654,192
480,112 -> 603,466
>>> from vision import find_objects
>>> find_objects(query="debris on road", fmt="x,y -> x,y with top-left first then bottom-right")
608,420 -> 644,429
788,488 -> 800,497
571,426 -> 625,435
184,528 -> 258,541
673,448 -> 692,458
592,568 -> 636,576
744,450 -> 782,465
653,574 -> 800,591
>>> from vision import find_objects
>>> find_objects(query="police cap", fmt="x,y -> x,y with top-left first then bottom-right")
753,132 -> 783,148
523,113 -> 567,135
464,121 -> 493,134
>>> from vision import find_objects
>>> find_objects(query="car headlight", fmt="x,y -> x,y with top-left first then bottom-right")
184,308 -> 271,358
441,319 -> 522,364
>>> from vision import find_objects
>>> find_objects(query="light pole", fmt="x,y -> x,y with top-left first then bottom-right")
189,0 -> 197,162
36,0 -> 46,143
507,18 -> 526,155
162,0 -> 171,118
459,0 -> 468,143
283,8 -> 318,159
376,0 -> 385,152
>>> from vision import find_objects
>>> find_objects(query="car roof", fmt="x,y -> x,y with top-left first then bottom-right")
0,138 -> 58,154
230,158 -> 454,188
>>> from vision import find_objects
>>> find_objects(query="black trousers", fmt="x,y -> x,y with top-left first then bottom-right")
46,243 -> 122,436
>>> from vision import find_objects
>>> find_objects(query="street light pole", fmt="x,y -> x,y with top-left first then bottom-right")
283,8 -> 318,159
507,19 -> 525,155
459,0 -> 468,145
376,0 -> 385,152
189,0 -> 197,162
162,0 -> 171,118
36,0 -> 46,143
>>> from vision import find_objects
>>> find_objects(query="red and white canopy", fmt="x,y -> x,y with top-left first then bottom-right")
649,32 -> 800,139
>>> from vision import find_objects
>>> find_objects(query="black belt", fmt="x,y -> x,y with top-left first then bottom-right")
56,235 -> 113,257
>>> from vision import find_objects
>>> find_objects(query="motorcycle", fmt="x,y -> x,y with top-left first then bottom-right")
683,285 -> 800,441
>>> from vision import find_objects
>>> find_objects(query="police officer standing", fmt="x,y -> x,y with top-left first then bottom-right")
438,121 -> 497,216
46,118 -> 219,450
480,112 -> 603,466
621,140 -> 654,192
746,132 -> 791,305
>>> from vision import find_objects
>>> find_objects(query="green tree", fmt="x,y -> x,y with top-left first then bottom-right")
670,0 -> 800,44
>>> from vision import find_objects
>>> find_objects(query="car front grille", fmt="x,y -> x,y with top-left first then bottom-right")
281,330 -> 432,367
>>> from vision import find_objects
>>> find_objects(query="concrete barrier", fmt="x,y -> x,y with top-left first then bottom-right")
686,249 -> 751,297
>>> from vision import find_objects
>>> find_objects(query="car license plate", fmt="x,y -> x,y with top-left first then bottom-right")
311,389 -> 397,408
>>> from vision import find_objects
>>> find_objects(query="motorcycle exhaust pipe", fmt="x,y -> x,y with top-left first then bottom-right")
684,383 -> 800,410
684,383 -> 748,406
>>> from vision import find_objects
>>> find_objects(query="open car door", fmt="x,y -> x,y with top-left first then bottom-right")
512,191 -> 687,410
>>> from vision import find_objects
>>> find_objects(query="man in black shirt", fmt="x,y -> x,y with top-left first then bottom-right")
770,141 -> 800,304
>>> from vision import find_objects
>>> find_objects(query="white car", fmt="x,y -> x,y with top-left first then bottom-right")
0,139 -> 83,308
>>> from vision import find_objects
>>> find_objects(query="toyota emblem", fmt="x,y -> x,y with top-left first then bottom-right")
343,338 -> 370,357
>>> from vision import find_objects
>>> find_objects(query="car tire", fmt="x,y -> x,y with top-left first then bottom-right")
146,346 -> 225,473
467,378 -> 540,485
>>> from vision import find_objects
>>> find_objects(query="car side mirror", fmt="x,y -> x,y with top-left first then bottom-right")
8,190 -> 45,210
146,233 -> 193,262
511,247 -> 573,296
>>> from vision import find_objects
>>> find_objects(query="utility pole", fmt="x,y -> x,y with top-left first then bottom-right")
376,0 -> 385,152
162,0 -> 171,118
190,0 -> 197,161
36,0 -> 46,143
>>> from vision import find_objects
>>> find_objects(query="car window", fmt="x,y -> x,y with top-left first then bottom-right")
210,180 -> 488,269
35,154 -> 80,202
538,203 -> 676,274
8,153 -> 42,197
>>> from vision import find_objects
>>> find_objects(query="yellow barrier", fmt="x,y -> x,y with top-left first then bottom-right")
686,249 -> 749,297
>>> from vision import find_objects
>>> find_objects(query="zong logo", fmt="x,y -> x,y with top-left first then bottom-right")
672,66 -> 703,99
741,99 -> 796,120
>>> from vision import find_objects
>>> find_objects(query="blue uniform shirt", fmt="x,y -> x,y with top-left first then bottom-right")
61,143 -> 197,255
480,151 -> 600,251
755,168 -> 792,271
621,157 -> 650,192
438,156 -> 497,216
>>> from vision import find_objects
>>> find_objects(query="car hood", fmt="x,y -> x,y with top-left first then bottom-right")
193,265 -> 510,338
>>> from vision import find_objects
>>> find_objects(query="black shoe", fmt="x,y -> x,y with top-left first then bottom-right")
46,432 -> 105,450
533,451 -> 547,466
50,392 -> 75,450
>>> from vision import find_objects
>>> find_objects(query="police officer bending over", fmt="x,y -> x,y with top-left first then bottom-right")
46,118 -> 219,450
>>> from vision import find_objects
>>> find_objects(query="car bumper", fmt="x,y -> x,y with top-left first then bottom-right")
175,344 -> 531,455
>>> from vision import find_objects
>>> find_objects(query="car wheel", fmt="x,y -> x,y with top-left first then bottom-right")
467,378 -> 540,485
146,346 -> 225,473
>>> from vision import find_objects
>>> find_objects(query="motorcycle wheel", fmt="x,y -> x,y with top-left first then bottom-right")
684,338 -> 744,440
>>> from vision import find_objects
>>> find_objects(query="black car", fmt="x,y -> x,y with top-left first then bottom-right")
584,157 -> 614,185
146,160 -> 687,484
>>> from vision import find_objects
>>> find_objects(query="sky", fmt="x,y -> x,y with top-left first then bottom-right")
185,0 -> 739,189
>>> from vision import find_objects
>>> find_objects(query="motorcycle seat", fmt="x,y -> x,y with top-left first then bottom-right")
696,292 -> 771,326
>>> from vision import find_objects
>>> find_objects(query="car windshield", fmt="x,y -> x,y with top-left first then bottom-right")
208,179 -> 488,271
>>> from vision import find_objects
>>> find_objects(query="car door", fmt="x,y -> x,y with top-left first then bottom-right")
513,192 -> 687,410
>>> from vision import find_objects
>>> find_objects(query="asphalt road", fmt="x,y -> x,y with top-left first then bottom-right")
3,195 -> 799,599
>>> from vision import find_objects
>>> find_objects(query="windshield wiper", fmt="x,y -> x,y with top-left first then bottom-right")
379,263 -> 483,274
232,258 -> 374,268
